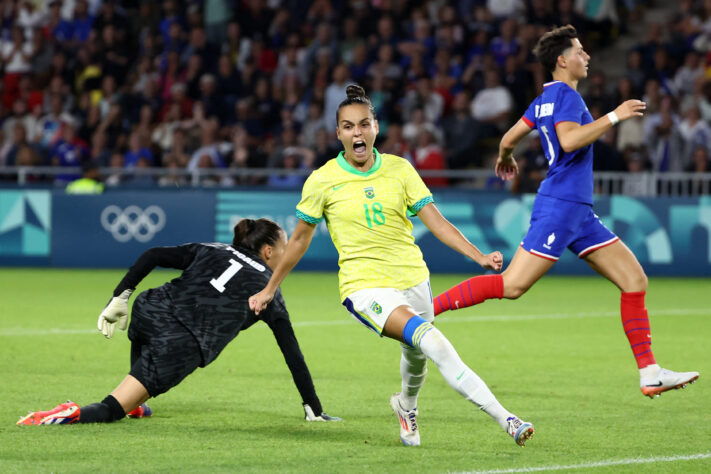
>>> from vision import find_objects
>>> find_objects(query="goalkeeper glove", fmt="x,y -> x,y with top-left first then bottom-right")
303,403 -> 342,422
97,289 -> 133,339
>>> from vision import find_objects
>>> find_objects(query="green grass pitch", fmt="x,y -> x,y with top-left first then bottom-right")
1,268 -> 709,473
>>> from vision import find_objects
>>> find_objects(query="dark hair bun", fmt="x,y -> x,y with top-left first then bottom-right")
232,218 -> 282,254
336,84 -> 374,125
346,84 -> 366,100
233,218 -> 254,242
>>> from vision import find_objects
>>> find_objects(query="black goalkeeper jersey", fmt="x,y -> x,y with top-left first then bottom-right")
112,242 -> 323,412
114,242 -> 289,366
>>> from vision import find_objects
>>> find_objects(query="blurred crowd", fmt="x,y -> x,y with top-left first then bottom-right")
0,0 -> 706,191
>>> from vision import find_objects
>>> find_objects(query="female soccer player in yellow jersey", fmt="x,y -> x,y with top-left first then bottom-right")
250,85 -> 534,447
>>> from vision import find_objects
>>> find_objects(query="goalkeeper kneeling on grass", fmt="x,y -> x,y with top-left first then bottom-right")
17,218 -> 340,426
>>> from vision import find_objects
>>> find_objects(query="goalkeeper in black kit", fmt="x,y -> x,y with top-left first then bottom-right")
17,218 -> 340,425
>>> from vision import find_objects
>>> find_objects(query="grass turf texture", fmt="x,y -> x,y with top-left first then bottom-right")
1,269 -> 708,473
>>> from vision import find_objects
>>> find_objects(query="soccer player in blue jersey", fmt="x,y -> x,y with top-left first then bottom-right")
434,25 -> 699,398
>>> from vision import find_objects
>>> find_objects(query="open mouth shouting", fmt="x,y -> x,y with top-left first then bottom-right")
353,140 -> 367,156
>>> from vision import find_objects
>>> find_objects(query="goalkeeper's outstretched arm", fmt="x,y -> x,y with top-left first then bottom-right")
266,309 -> 341,421
98,246 -> 196,339
112,246 -> 196,296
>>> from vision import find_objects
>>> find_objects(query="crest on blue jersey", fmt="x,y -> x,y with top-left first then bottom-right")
364,187 -> 375,199
371,301 -> 382,314
543,232 -> 556,249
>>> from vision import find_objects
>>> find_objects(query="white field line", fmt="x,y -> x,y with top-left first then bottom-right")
459,452 -> 711,473
0,308 -> 707,337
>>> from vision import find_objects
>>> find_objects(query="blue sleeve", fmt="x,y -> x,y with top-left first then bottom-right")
553,88 -> 586,125
522,99 -> 537,129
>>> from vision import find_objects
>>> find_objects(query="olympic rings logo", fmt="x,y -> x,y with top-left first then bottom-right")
100,205 -> 166,243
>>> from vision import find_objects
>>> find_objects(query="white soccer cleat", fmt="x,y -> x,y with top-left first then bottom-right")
640,367 -> 699,398
506,416 -> 534,447
303,404 -> 342,422
389,393 -> 420,446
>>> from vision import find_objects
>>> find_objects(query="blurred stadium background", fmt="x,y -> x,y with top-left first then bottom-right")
0,0 -> 708,276
1,3 -> 709,472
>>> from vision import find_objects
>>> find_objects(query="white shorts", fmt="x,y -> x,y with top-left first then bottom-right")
342,280 -> 434,336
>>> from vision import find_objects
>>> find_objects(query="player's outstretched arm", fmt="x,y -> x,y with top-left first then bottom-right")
417,203 -> 503,271
495,119 -> 531,181
267,317 -> 342,422
249,220 -> 316,315
557,99 -> 646,152
98,246 -> 195,338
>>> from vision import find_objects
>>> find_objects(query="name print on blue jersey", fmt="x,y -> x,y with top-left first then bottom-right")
522,81 -> 595,204
534,103 -> 554,118
535,103 -> 556,164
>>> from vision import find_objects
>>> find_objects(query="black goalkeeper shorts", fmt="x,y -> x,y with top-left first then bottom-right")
128,289 -> 202,397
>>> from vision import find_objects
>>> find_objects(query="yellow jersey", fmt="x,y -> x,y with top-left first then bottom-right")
296,148 -> 433,300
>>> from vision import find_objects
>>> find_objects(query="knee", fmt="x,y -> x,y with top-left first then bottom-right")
419,327 -> 451,361
638,272 -> 648,291
503,283 -> 527,300
620,268 -> 648,293
501,273 -> 530,300
628,272 -> 648,293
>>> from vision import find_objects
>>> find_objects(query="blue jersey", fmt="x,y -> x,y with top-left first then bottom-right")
522,81 -> 594,204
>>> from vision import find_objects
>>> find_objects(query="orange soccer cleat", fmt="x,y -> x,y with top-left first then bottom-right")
127,403 -> 153,418
17,401 -> 80,426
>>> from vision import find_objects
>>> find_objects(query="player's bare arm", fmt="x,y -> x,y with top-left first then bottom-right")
249,220 -> 316,315
495,119 -> 531,181
557,99 -> 645,152
418,203 -> 503,272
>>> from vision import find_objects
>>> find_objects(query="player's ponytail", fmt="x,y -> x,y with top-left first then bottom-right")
336,84 -> 376,124
232,218 -> 283,254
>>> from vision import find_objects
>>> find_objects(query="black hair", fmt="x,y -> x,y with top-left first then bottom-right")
532,25 -> 579,74
335,84 -> 376,125
232,218 -> 283,254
